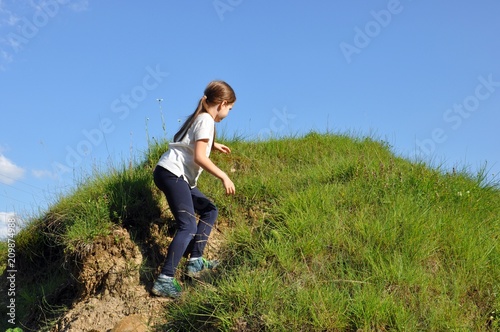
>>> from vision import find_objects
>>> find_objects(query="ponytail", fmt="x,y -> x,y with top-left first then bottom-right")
173,96 -> 210,142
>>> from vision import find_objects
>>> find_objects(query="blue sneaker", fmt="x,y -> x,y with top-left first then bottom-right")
186,257 -> 219,278
151,275 -> 181,298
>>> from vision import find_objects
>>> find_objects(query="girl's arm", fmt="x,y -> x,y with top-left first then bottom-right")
194,139 -> 235,195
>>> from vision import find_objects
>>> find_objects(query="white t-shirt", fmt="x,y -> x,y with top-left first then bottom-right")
157,112 -> 214,187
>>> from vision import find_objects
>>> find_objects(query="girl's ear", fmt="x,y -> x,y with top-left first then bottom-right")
217,100 -> 227,111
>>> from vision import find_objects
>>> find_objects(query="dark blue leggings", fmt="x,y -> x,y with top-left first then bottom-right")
153,166 -> 218,277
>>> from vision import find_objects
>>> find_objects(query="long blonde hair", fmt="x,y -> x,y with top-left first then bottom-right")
174,80 -> 236,143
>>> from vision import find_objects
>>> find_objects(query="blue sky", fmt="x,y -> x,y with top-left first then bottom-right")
1,0 -> 499,234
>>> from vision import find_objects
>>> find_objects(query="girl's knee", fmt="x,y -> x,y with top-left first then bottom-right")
211,205 -> 218,219
204,202 -> 218,218
177,211 -> 198,233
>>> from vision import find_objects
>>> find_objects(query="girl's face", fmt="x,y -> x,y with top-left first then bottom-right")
215,102 -> 234,122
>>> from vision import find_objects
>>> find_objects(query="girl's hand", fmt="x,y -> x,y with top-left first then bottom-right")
221,174 -> 236,195
213,142 -> 231,154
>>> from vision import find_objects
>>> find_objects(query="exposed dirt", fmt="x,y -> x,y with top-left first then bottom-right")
48,221 -> 224,332
47,228 -> 162,331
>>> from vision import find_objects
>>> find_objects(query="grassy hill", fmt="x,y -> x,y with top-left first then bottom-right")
1,133 -> 499,331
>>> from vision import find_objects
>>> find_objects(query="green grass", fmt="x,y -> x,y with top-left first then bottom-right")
164,133 -> 500,331
1,132 -> 499,331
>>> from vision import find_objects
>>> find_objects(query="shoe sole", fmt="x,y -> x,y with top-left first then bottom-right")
151,287 -> 180,298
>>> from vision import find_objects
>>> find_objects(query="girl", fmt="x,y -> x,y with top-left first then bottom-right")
151,80 -> 236,298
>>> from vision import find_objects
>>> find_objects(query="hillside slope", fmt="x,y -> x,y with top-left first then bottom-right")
1,133 -> 499,331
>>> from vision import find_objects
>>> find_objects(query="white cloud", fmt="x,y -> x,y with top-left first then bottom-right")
1,0 -> 88,71
0,9 -> 20,27
1,0 -> 88,30
0,1 -> 21,28
0,154 -> 25,184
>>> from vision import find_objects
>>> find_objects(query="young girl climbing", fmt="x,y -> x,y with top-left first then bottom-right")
151,80 -> 236,298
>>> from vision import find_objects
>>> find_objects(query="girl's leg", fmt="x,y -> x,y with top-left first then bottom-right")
186,187 -> 218,258
153,166 -> 197,277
